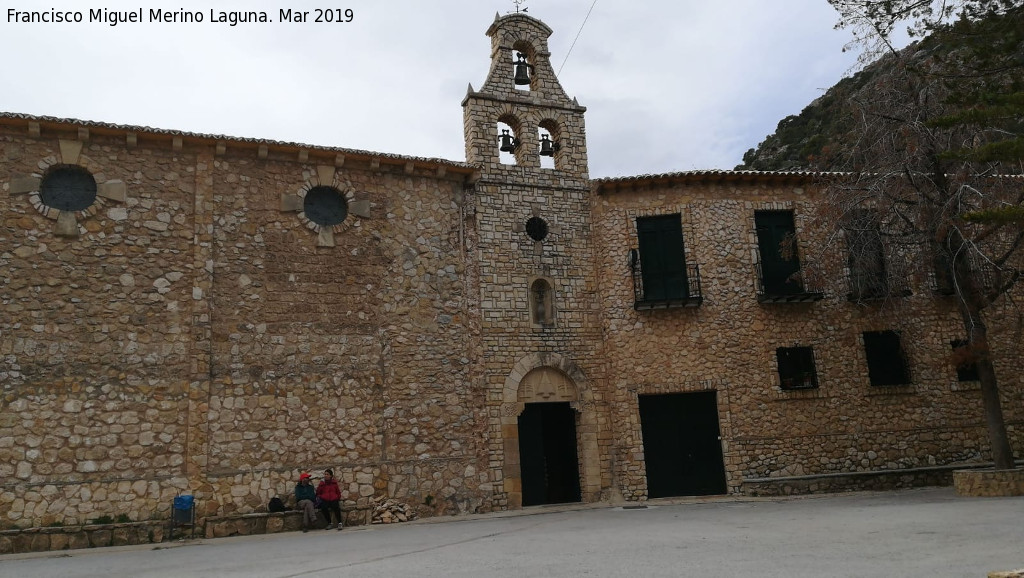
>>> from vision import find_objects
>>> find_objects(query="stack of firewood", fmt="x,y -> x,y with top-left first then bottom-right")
371,496 -> 418,524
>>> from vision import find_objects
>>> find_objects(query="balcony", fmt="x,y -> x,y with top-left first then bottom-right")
755,260 -> 824,304
780,371 -> 819,390
847,273 -> 912,302
631,255 -> 703,310
931,257 -> 1001,297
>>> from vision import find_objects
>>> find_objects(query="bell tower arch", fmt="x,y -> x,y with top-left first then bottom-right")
462,13 -> 607,511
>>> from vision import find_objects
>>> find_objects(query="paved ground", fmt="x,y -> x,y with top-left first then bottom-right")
1,488 -> 1022,578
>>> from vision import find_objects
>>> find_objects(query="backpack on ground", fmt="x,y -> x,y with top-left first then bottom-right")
268,497 -> 286,513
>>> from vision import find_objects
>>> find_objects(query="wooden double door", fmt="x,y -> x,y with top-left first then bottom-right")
639,391 -> 727,497
518,402 -> 582,506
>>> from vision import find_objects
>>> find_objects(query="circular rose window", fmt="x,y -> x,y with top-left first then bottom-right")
303,186 -> 349,226
40,166 -> 97,212
526,216 -> 548,242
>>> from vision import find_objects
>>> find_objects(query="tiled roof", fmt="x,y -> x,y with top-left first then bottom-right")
592,169 -> 840,193
594,169 -> 828,185
594,169 -> 1021,192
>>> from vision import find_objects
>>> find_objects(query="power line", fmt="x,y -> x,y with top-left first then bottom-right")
558,0 -> 599,76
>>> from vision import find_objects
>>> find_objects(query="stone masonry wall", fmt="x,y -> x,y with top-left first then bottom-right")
592,178 -> 1023,500
1,120 -> 491,530
2,129 -> 196,527
470,177 -> 610,508
463,13 -> 613,509
202,155 -> 490,517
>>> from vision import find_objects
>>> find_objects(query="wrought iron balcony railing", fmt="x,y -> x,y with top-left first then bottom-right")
780,371 -> 819,390
630,253 -> 703,310
846,272 -> 912,302
754,260 -> 824,304
931,258 -> 1005,297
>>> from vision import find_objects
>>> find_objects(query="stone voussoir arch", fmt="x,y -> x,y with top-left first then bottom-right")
495,108 -> 523,131
502,352 -> 593,408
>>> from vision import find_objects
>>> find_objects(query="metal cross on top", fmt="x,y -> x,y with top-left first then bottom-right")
511,0 -> 528,13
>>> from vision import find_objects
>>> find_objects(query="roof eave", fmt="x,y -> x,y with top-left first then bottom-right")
0,112 -> 477,177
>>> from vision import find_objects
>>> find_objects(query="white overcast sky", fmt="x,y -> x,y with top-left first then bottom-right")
1,0 -> 875,177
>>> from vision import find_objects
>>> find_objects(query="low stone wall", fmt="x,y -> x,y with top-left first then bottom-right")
954,468 -> 1024,497
0,506 -> 380,555
202,507 -> 369,538
741,465 -> 956,496
0,521 -> 166,555
204,511 -> 303,538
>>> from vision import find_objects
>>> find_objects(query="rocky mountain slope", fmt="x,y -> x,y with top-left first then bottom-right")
736,7 -> 1023,172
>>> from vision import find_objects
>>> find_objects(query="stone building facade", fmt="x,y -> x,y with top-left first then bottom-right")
592,173 -> 1022,498
1,12 -> 1021,540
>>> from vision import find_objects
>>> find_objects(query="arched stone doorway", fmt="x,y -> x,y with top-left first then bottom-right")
517,368 -> 581,505
501,354 -> 600,509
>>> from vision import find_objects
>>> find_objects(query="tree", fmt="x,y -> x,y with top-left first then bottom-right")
823,1 -> 1023,469
828,0 -> 1021,63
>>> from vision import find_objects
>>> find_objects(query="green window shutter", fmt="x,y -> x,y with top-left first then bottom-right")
637,215 -> 689,300
755,210 -> 801,294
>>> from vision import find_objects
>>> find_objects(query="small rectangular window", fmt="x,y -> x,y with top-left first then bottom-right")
951,340 -> 980,382
776,347 -> 818,390
863,330 -> 911,386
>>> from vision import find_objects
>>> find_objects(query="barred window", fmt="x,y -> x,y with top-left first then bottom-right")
951,340 -> 980,382
863,331 -> 911,386
776,347 -> 818,390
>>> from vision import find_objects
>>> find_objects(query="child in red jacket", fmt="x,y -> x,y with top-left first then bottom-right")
316,468 -> 343,530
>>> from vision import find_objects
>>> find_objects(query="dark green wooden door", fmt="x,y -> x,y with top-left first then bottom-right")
639,392 -> 727,497
637,215 -> 688,301
518,403 -> 582,506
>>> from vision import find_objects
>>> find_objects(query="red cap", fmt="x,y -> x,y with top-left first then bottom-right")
299,473 -> 311,480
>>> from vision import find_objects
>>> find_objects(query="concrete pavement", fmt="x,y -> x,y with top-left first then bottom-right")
1,488 -> 1021,578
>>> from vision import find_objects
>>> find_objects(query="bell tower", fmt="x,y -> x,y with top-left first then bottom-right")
463,12 -> 589,175
463,13 -> 606,511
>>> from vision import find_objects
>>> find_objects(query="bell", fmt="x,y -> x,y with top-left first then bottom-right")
499,129 -> 519,153
539,133 -> 557,157
513,53 -> 532,86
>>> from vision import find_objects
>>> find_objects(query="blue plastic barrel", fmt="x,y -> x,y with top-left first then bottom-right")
172,495 -> 195,523
173,495 -> 194,511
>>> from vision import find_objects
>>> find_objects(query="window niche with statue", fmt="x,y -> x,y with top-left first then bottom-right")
529,278 -> 555,327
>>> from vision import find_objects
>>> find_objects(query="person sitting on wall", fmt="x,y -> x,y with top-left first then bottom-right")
295,472 -> 318,533
316,468 -> 343,530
